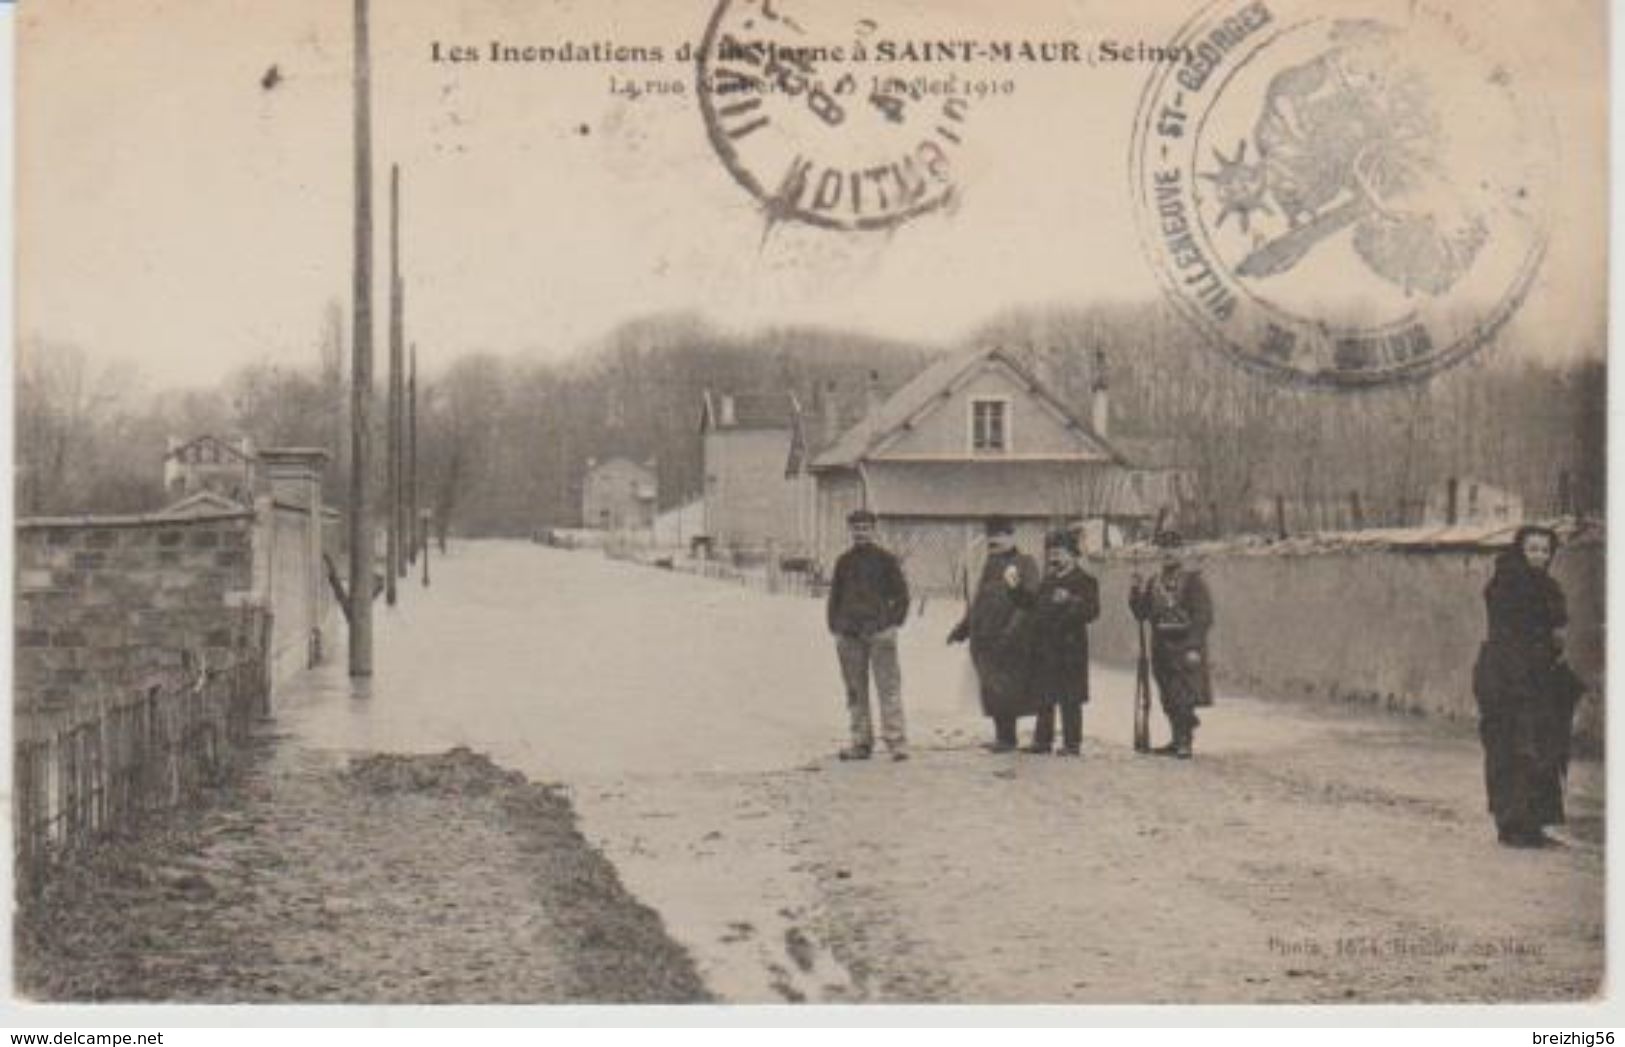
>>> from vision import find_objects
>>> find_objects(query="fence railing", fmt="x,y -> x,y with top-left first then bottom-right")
13,649 -> 270,895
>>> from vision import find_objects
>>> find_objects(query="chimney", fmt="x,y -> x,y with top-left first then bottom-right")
821,379 -> 840,448
865,370 -> 884,420
1089,350 -> 1110,439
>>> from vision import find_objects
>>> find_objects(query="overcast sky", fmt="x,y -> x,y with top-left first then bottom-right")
17,0 -> 1608,391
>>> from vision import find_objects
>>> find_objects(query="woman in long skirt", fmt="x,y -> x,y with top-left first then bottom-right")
1472,525 -> 1583,848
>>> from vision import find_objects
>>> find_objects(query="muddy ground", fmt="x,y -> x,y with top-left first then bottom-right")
14,739 -> 710,1004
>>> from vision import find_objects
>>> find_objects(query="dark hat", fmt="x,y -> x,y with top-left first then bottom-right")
847,508 -> 877,526
984,515 -> 1015,536
1153,529 -> 1184,549
1044,528 -> 1079,554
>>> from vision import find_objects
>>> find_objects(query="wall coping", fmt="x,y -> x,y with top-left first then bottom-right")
269,497 -> 343,520
17,508 -> 254,529
258,447 -> 332,464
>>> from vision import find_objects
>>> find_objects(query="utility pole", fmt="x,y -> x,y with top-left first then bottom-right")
408,343 -> 419,565
347,0 -> 374,677
386,163 -> 402,607
394,286 -> 409,580
421,508 -> 432,588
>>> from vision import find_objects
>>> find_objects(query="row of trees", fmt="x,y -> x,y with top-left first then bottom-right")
16,300 -> 1604,540
979,301 -> 1605,534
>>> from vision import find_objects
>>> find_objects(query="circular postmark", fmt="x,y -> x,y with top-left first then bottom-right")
696,0 -> 969,231
1129,0 -> 1554,387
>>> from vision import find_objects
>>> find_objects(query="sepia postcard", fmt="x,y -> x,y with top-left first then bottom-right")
9,0 -> 1610,1015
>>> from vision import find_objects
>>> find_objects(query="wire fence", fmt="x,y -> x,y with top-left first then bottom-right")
13,642 -> 271,896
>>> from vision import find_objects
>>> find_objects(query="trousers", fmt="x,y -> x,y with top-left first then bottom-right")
1033,702 -> 1082,750
1151,648 -> 1201,744
836,631 -> 905,751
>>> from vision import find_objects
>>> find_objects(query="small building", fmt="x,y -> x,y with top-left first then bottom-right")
164,435 -> 255,505
582,457 -> 658,532
806,346 -> 1167,591
699,391 -> 809,556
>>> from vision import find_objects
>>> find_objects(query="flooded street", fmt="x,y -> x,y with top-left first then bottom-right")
270,541 -> 1602,1003
22,540 -> 1602,1004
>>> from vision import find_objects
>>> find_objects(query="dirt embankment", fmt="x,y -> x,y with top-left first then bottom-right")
15,741 -> 712,1004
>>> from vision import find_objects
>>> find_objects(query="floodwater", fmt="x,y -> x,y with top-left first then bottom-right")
270,541 -> 1604,1003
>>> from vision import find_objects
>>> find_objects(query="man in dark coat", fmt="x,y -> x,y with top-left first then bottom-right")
1129,531 -> 1214,759
1472,525 -> 1583,848
948,516 -> 1042,751
1027,528 -> 1101,756
827,509 -> 912,761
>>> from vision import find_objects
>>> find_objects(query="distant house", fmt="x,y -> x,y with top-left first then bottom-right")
805,346 -> 1172,591
164,435 -> 255,505
699,391 -> 810,555
582,457 -> 658,532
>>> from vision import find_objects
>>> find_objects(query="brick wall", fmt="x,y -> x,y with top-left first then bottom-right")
15,511 -> 260,711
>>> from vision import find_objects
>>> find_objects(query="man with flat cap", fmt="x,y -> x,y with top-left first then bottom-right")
1129,531 -> 1215,759
827,509 -> 912,761
949,515 -> 1042,751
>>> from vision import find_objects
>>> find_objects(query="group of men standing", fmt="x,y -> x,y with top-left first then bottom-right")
824,510 -> 1214,762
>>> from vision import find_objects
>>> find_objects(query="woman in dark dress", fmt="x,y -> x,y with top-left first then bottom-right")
1472,525 -> 1583,848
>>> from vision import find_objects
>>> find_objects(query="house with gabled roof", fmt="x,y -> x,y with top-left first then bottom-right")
163,434 -> 256,505
804,345 -> 1165,591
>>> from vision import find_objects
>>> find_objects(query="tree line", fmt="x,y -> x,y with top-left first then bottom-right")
16,300 -> 1603,540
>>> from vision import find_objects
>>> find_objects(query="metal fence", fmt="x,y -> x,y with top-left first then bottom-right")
13,650 -> 270,895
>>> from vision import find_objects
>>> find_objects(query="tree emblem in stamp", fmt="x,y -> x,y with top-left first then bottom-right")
697,0 -> 968,231
1130,0 -> 1553,386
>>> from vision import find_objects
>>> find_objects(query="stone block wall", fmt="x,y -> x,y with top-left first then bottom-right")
15,511 -> 260,711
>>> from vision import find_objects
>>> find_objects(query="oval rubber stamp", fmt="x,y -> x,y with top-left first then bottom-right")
1129,0 -> 1554,387
697,0 -> 968,231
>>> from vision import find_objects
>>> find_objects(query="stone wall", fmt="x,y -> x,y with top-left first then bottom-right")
259,501 -> 336,687
15,511 -> 260,711
1084,538 -> 1605,749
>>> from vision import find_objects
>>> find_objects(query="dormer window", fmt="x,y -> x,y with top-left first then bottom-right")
971,398 -> 1009,454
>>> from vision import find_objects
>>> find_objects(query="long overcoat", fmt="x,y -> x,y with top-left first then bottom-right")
1130,566 -> 1215,708
1029,565 -> 1101,706
1472,550 -> 1582,829
959,548 -> 1042,719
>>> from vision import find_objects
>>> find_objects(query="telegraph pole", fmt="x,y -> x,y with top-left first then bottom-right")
386,163 -> 402,606
408,343 -> 419,565
348,0 -> 374,676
